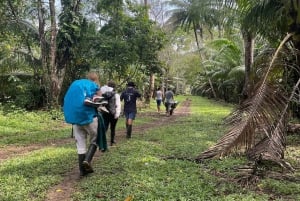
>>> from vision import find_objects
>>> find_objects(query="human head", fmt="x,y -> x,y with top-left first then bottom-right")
107,80 -> 116,88
87,72 -> 100,85
127,81 -> 135,87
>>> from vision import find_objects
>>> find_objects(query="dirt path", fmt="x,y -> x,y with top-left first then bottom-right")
0,99 -> 191,201
46,99 -> 191,201
0,138 -> 73,161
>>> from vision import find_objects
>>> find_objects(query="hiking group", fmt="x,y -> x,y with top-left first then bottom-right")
62,71 -> 178,177
63,72 -> 141,177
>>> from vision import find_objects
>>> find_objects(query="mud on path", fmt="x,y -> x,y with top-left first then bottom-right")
0,99 -> 191,201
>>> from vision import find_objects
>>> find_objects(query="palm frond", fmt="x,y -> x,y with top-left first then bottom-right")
195,33 -> 295,171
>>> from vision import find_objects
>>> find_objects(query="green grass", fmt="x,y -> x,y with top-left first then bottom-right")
70,96 -> 273,201
0,108 -> 71,146
0,95 -> 299,201
0,145 -> 77,201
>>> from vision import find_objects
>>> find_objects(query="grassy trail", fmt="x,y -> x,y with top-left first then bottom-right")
0,96 -> 299,201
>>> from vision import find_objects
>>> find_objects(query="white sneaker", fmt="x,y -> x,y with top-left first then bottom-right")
93,96 -> 104,102
84,98 -> 102,107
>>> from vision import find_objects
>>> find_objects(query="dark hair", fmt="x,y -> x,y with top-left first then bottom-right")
127,81 -> 135,87
107,80 -> 116,88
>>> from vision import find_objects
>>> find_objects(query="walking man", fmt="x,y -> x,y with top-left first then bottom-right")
120,81 -> 141,138
63,72 -> 102,177
164,87 -> 174,116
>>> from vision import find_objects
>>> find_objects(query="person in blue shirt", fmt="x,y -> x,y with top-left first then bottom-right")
120,81 -> 141,138
63,72 -> 101,177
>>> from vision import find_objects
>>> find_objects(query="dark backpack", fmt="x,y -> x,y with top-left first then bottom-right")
102,91 -> 116,115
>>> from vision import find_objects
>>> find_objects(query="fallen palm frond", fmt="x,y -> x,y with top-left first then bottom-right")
195,33 -> 296,171
247,78 -> 300,171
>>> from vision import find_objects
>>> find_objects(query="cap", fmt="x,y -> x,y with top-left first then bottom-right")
127,81 -> 135,87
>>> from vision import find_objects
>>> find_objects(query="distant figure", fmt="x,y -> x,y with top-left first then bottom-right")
164,88 -> 174,116
155,87 -> 163,113
63,71 -> 102,177
120,81 -> 141,138
101,80 -> 121,146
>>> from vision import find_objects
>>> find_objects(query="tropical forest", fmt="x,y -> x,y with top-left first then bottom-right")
0,0 -> 300,201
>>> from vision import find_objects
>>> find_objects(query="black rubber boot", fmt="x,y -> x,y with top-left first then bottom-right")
111,132 -> 116,146
126,125 -> 132,138
83,144 -> 97,173
78,154 -> 87,177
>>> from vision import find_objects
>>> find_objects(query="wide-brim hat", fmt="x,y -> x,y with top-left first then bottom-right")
127,81 -> 135,87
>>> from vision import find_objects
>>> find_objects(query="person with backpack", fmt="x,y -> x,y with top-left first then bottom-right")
120,81 -> 141,138
101,80 -> 121,146
164,87 -> 175,116
63,72 -> 102,177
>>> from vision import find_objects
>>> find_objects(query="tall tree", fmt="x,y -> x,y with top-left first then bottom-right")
49,0 -> 58,105
144,0 -> 156,103
164,0 -> 238,98
95,0 -> 166,95
37,0 -> 51,105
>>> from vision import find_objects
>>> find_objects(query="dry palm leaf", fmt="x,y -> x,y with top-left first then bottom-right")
195,33 -> 295,171
196,84 -> 286,158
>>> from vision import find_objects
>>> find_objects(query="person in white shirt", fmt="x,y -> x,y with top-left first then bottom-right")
155,87 -> 163,113
100,80 -> 121,146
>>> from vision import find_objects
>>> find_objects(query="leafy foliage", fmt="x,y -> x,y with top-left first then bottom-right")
192,38 -> 244,102
95,2 -> 166,82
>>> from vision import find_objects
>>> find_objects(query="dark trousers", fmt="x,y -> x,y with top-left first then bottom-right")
102,112 -> 118,144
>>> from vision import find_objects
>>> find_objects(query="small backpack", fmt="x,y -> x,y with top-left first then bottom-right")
102,91 -> 116,115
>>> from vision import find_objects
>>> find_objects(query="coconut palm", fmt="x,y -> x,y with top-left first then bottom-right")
196,0 -> 300,171
164,0 -> 235,98
192,38 -> 244,101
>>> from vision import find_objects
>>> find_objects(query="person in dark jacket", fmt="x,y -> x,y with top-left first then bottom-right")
120,81 -> 141,138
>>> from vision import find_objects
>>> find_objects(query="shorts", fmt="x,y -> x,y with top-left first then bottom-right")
156,99 -> 162,106
124,111 -> 136,120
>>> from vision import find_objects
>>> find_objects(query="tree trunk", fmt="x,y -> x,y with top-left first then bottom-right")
192,22 -> 217,99
144,0 -> 153,105
241,31 -> 254,100
37,0 -> 50,106
145,73 -> 155,103
49,0 -> 60,106
193,22 -> 201,50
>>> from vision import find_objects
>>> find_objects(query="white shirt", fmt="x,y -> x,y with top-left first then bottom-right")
100,85 -> 121,119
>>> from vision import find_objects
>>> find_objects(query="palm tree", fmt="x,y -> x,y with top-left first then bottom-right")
193,38 -> 244,101
196,0 -> 300,171
164,0 -> 233,98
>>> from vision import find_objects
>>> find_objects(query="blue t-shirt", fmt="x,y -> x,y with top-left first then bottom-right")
63,79 -> 100,125
120,87 -> 141,113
